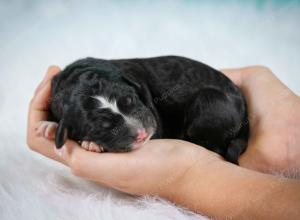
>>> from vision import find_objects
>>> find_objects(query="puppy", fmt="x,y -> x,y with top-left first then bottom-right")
37,56 -> 249,164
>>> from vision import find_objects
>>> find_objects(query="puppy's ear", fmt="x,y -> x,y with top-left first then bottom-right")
121,72 -> 162,137
121,73 -> 142,91
55,119 -> 68,149
121,73 -> 150,105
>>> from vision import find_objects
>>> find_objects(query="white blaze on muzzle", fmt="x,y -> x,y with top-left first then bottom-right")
92,95 -> 143,130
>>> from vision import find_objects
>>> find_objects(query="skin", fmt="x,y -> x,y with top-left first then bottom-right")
27,65 -> 300,219
222,67 -> 300,173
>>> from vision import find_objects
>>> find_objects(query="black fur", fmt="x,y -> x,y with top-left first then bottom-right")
50,55 -> 249,164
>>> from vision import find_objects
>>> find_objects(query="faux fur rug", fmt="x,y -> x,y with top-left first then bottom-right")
0,1 -> 299,219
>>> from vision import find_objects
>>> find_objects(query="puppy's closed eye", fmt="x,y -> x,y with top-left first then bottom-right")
117,96 -> 135,111
101,120 -> 112,129
81,97 -> 99,110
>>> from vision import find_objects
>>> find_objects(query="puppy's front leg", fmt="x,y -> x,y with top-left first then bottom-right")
81,141 -> 104,153
35,121 -> 58,140
35,121 -> 104,153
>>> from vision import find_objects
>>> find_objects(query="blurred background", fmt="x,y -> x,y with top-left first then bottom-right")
1,0 -> 300,133
0,0 -> 299,219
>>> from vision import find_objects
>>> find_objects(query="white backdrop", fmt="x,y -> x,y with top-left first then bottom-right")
0,0 -> 299,219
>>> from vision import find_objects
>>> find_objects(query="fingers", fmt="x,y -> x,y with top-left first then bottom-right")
28,66 -> 61,124
221,66 -> 265,87
30,66 -> 61,111
34,66 -> 61,95
27,66 -> 61,156
221,66 -> 294,97
81,141 -> 104,152
220,68 -> 243,87
238,67 -> 293,112
55,140 -> 132,185
35,121 -> 58,140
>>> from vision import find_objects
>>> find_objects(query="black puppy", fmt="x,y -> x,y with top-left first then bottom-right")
38,56 -> 249,164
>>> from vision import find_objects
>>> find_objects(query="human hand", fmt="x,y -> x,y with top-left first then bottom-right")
26,66 -> 68,164
26,66 -> 300,219
27,64 -> 300,199
26,66 -> 223,196
221,66 -> 300,174
54,138 -> 223,196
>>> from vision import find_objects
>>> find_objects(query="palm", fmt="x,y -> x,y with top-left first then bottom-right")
106,139 -> 221,195
222,67 -> 300,173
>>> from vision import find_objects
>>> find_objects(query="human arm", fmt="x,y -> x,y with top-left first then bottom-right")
221,66 -> 300,173
50,137 -> 300,220
27,66 -> 300,219
28,65 -> 300,174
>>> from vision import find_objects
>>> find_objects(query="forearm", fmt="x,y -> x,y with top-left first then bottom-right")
164,158 -> 300,219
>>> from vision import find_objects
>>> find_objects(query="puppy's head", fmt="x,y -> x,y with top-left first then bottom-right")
55,69 -> 157,152
82,80 -> 157,152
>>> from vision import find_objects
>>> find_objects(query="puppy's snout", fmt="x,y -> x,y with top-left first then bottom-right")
134,129 -> 148,143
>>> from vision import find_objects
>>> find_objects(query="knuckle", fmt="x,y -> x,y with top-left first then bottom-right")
48,65 -> 60,70
253,65 -> 272,73
246,65 -> 273,74
240,65 -> 274,83
48,66 -> 61,76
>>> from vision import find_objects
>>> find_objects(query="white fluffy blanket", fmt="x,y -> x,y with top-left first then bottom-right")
0,1 -> 299,219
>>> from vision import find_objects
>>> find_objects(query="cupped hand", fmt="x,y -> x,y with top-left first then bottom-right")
27,66 -> 67,164
26,66 -> 223,196
221,66 -> 300,174
27,65 -> 300,219
56,138 -> 222,196
27,65 -> 300,199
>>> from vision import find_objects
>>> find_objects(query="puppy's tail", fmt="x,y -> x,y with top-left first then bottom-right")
225,138 -> 247,164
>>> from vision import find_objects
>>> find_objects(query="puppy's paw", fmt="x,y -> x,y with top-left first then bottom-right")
81,141 -> 104,153
35,121 -> 58,140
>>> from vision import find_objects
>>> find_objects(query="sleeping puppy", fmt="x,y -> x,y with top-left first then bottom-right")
37,56 -> 249,164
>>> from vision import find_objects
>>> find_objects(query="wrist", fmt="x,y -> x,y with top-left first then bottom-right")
158,146 -> 224,209
160,151 -> 300,219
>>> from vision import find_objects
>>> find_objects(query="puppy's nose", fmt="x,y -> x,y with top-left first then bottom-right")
135,129 -> 148,143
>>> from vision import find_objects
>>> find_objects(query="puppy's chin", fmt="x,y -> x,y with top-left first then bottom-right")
130,128 -> 154,150
130,143 -> 143,150
130,139 -> 148,150
100,127 -> 155,152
